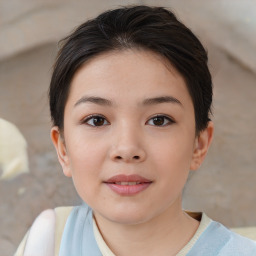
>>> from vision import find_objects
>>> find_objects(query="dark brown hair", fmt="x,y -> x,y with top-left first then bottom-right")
49,5 -> 212,133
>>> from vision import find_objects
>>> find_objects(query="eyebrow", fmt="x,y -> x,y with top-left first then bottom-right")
74,96 -> 112,107
74,95 -> 182,108
142,96 -> 182,106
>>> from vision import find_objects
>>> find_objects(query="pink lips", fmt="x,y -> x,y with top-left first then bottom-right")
104,174 -> 152,196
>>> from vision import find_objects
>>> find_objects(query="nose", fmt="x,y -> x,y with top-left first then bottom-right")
109,125 -> 146,163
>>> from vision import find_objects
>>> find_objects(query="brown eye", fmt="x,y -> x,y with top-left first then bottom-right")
92,117 -> 105,126
147,115 -> 174,126
153,116 -> 165,126
84,115 -> 109,127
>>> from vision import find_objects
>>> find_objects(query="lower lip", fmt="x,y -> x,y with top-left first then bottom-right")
105,183 -> 151,196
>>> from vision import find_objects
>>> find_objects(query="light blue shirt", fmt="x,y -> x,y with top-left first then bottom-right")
59,204 -> 256,255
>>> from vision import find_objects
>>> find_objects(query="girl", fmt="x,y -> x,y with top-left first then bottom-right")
16,5 -> 256,256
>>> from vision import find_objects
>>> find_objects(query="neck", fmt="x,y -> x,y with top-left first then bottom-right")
94,200 -> 199,256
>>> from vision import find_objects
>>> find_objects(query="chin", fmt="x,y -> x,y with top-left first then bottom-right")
102,207 -> 154,226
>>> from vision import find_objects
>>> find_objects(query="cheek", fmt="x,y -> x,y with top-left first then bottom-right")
66,129 -> 106,167
149,132 -> 195,190
66,139 -> 106,204
153,142 -> 192,197
65,135 -> 107,199
69,144 -> 104,173
150,131 -> 195,169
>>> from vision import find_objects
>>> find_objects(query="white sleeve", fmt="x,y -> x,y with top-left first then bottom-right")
23,209 -> 55,256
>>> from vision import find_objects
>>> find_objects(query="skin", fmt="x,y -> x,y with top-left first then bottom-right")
51,49 -> 213,255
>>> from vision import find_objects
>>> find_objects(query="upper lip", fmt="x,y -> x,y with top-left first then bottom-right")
105,174 -> 152,183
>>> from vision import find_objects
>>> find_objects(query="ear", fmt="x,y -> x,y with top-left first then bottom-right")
190,121 -> 214,170
51,127 -> 72,177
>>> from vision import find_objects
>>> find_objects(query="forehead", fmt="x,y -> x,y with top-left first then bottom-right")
67,49 -> 193,108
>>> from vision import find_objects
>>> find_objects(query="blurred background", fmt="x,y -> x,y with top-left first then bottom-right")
0,0 -> 255,255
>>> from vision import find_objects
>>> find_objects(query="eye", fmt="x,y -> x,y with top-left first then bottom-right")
146,115 -> 174,126
83,115 -> 109,127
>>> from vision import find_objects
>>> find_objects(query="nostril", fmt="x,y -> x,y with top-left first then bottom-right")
113,155 -> 141,161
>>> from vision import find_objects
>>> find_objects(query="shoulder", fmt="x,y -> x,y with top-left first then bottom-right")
210,221 -> 256,255
14,209 -> 56,256
29,209 -> 56,232
223,226 -> 256,255
231,226 -> 256,241
23,209 -> 56,255
15,207 -> 73,256
187,217 -> 256,256
35,208 -> 56,221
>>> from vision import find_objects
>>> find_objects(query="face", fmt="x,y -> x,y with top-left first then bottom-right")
52,49 -> 213,226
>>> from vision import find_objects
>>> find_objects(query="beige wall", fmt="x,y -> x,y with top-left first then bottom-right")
0,1 -> 256,255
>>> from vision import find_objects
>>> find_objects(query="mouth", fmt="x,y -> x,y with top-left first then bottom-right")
111,181 -> 143,185
104,174 -> 152,196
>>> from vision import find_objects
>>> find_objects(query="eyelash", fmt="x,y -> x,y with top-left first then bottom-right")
146,115 -> 175,126
82,114 -> 175,127
82,114 -> 110,127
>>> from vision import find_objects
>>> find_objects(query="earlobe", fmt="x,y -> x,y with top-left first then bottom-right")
190,121 -> 214,170
50,127 -> 72,177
